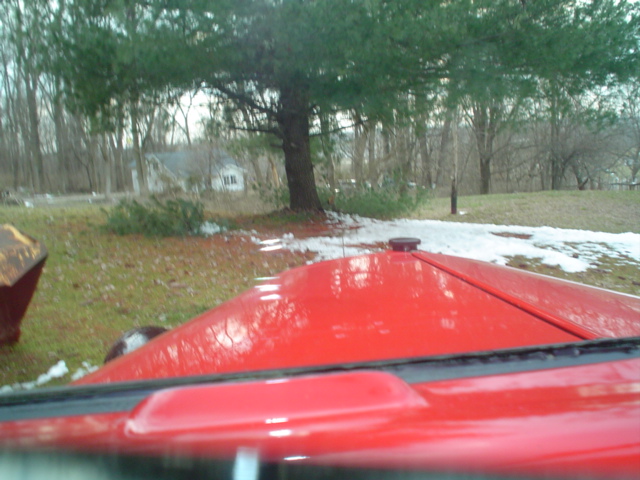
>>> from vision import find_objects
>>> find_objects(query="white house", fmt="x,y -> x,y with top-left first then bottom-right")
131,149 -> 246,195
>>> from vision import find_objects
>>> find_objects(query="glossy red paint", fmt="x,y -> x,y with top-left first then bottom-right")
1,359 -> 639,478
125,371 -> 427,438
2,249 -> 639,478
75,250 -> 626,385
414,251 -> 640,338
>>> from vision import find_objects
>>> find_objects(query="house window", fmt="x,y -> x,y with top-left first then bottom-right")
223,175 -> 237,186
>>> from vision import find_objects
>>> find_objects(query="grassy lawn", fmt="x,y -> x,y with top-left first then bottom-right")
414,190 -> 640,296
414,190 -> 640,233
0,204 -> 312,388
0,190 -> 638,388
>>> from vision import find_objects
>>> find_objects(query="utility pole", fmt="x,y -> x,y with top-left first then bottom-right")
451,108 -> 459,215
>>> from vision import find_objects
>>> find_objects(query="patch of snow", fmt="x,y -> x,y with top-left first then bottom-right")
1,360 -> 101,392
71,361 -> 99,381
40,360 -> 69,382
200,221 -> 227,236
278,214 -> 640,274
1,360 -> 69,393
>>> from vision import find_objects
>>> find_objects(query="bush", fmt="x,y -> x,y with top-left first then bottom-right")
252,183 -> 290,210
252,181 -> 430,219
326,185 -> 429,219
104,197 -> 205,237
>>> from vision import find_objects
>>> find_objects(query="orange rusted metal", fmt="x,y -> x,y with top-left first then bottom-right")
0,225 -> 47,345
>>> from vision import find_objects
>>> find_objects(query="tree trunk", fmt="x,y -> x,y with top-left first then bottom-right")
471,104 -> 498,195
141,106 -> 157,151
111,118 -> 126,191
319,114 -> 336,191
268,155 -> 281,188
278,86 -> 322,212
571,162 -> 589,191
398,129 -> 413,194
53,86 -> 70,193
1,59 -> 21,190
479,156 -> 491,194
451,177 -> 458,215
131,103 -> 147,194
436,117 -> 451,188
550,154 -> 565,190
418,130 -> 432,188
100,134 -> 112,199
352,112 -> 366,185
367,122 -> 377,185
451,109 -> 459,215
25,71 -> 45,193
53,110 -> 67,192
548,85 -> 565,191
17,98 -> 33,191
629,146 -> 640,185
52,0 -> 68,193
88,134 -> 99,192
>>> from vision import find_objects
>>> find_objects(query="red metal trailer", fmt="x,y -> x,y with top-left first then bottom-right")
0,225 -> 47,345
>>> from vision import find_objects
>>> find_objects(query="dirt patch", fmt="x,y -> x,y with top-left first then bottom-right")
236,211 -> 345,239
348,241 -> 388,251
492,232 -> 533,240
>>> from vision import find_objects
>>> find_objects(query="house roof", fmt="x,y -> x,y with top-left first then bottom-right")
143,149 -> 244,178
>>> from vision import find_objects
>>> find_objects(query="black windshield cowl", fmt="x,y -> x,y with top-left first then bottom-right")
0,336 -> 638,422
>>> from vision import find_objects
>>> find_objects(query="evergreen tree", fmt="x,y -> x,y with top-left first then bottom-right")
54,0 -> 639,208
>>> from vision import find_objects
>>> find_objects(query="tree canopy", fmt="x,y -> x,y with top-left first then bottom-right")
54,0 -> 640,209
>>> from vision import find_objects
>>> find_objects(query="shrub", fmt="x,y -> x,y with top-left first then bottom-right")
252,183 -> 290,210
252,181 -> 430,219
326,185 -> 429,219
104,197 -> 205,237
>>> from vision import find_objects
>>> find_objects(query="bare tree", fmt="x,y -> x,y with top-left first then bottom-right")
0,0 -> 49,193
618,83 -> 640,187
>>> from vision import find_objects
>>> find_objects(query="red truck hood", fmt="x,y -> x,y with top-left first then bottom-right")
2,249 -> 639,479
76,250 -> 640,385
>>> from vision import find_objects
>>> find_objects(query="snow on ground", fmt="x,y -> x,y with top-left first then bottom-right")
0,360 -> 68,393
277,212 -> 640,273
200,221 -> 228,236
1,361 -> 98,393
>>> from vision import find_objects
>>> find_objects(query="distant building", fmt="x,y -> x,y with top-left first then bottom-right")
131,149 -> 246,194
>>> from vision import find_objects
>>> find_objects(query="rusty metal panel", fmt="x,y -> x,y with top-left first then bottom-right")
0,224 -> 47,288
0,225 -> 47,345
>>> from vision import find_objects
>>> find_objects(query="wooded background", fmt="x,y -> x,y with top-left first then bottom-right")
1,0 -> 638,209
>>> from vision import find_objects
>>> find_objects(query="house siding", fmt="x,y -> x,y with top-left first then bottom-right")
132,152 -> 246,194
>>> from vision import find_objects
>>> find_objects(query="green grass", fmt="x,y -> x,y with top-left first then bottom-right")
0,205 -> 310,388
0,190 -> 638,388
506,254 -> 640,296
414,190 -> 640,233
414,190 -> 640,295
